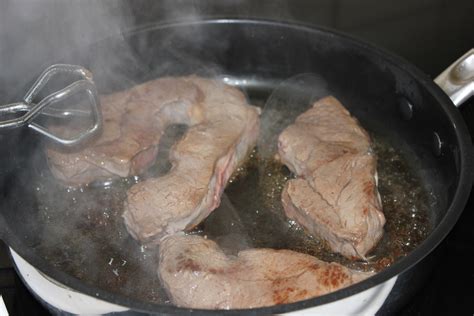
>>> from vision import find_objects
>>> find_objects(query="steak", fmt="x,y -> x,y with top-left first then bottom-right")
278,96 -> 385,259
47,77 -> 206,186
123,77 -> 260,243
158,235 -> 374,309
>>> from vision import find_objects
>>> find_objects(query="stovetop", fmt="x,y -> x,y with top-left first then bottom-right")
0,1 -> 473,315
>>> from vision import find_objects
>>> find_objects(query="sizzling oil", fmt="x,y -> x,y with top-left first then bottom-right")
205,137 -> 432,272
33,134 -> 431,305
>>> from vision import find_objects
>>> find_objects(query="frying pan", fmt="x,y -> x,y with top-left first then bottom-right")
0,19 -> 472,314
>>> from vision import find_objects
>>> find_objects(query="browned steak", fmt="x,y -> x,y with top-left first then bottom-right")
47,77 -> 205,186
158,235 -> 374,309
278,96 -> 385,259
123,77 -> 260,243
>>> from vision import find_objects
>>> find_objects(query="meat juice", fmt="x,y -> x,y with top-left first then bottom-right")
209,138 -> 431,272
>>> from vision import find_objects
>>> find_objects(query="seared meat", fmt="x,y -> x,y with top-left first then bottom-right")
123,77 -> 260,243
47,78 -> 205,186
158,235 -> 373,309
278,96 -> 385,259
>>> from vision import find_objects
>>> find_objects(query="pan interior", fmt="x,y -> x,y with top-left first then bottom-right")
22,79 -> 432,305
0,20 -> 462,309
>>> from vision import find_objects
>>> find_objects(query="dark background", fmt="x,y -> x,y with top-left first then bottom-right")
0,0 -> 473,99
0,0 -> 473,315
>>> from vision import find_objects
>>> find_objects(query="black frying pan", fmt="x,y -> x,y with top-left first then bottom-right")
0,19 -> 472,314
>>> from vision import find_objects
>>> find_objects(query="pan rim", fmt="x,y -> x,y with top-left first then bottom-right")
3,18 -> 473,315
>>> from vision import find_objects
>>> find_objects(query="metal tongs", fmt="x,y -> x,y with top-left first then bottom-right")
0,64 -> 102,148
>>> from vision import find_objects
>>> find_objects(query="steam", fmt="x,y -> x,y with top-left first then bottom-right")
258,73 -> 330,159
0,1 -> 133,102
0,0 -> 330,308
1,1 -> 177,305
0,0 -> 303,101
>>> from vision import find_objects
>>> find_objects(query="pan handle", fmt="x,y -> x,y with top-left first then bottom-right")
435,49 -> 474,107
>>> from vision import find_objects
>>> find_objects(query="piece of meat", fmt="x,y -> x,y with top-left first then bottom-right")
123,77 -> 260,243
47,77 -> 206,186
158,235 -> 374,309
278,96 -> 385,259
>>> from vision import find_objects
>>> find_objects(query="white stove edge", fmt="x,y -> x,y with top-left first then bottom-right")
10,249 -> 128,315
10,248 -> 396,315
0,295 -> 9,316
